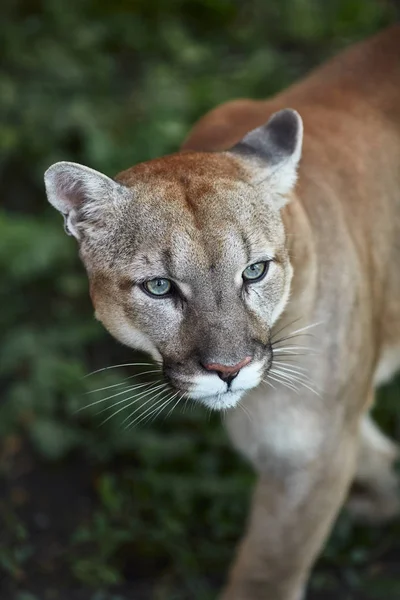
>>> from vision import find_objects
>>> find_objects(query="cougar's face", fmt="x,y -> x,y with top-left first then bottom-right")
45,110 -> 302,409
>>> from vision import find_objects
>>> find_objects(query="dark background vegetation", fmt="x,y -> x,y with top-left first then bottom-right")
1,1 -> 400,599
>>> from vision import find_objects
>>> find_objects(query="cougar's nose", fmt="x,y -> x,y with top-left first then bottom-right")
202,356 -> 252,384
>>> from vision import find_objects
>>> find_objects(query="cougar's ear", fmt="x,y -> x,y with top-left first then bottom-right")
230,109 -> 303,204
44,161 -> 126,239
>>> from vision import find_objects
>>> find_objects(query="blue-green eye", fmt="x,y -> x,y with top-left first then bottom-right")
143,278 -> 172,296
242,261 -> 269,282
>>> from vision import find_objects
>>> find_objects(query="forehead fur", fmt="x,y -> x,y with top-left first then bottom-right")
115,151 -> 247,188
81,150 -> 285,276
114,151 -> 253,228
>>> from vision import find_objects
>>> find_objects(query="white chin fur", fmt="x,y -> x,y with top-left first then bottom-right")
194,391 -> 243,410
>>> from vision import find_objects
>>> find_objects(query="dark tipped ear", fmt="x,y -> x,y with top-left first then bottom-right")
44,161 -> 124,239
230,109 -> 303,198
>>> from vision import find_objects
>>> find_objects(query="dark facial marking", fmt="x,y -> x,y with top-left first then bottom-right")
119,277 -> 134,292
240,228 -> 252,264
215,290 -> 223,307
162,248 -> 173,273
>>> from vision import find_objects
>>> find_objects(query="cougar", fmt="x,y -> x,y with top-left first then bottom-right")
44,25 -> 400,600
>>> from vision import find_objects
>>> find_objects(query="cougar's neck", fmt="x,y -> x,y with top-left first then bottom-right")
280,194 -> 317,323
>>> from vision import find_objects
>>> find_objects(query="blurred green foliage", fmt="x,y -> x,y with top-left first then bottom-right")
1,0 -> 400,598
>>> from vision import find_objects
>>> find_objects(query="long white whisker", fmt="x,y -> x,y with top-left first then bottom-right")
266,374 -> 300,394
238,401 -> 253,423
100,383 -> 168,425
221,407 -> 227,424
125,389 -> 175,429
77,381 -> 158,413
270,317 -> 304,342
284,321 -> 324,336
262,378 -> 277,391
85,369 -> 162,395
273,346 -> 318,353
273,333 -> 315,346
271,361 -> 309,373
84,362 -> 154,378
138,400 -> 173,427
96,382 -> 166,416
164,392 -> 184,421
143,390 -> 182,427
272,321 -> 324,346
271,355 -> 307,364
272,351 -> 315,357
270,369 -> 321,397
147,391 -> 185,426
127,397 -> 170,429
271,368 -> 313,386
272,366 -> 321,392
182,395 -> 192,415
118,384 -> 169,424
86,381 -> 131,395
271,365 -> 315,382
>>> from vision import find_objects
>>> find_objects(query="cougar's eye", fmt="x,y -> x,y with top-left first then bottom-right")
143,278 -> 172,297
242,261 -> 269,283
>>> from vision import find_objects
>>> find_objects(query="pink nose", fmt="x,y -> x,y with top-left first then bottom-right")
203,356 -> 252,381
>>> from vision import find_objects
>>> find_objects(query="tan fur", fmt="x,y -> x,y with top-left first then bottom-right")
45,26 -> 400,600
182,26 -> 400,599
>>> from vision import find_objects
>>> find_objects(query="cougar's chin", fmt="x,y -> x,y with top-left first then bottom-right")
190,390 -> 244,411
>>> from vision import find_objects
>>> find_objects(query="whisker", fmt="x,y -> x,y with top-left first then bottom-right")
133,392 -> 177,427
271,355 -> 308,363
84,362 -> 155,378
282,321 -> 324,337
273,346 -> 318,353
147,391 -> 185,426
271,364 -> 315,382
271,360 -> 309,372
272,321 -> 324,346
126,390 -> 176,428
270,317 -> 304,343
238,401 -> 253,423
119,384 -> 170,425
126,397 -> 169,429
85,369 -> 162,395
268,372 -> 299,389
271,360 -> 323,396
270,368 -> 321,397
265,374 -> 300,394
164,391 -> 185,421
139,403 -> 171,427
85,380 -> 131,395
262,378 -> 277,391
221,407 -> 227,424
270,368 -> 313,387
100,383 -> 168,425
182,395 -> 192,415
272,333 -> 315,346
272,351 -> 315,357
77,381 -> 158,413
96,382 -> 166,416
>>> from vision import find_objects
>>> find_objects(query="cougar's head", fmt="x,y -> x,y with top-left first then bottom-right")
45,109 -> 303,409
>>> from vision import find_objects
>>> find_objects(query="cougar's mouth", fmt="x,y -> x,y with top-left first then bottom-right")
171,359 -> 266,410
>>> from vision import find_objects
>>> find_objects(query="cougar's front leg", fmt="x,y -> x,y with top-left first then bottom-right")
221,394 -> 359,600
